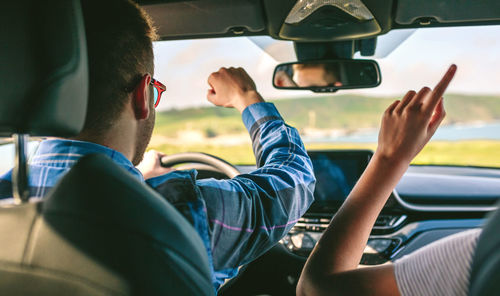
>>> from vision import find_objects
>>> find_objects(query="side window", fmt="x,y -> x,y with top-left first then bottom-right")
0,140 -> 40,176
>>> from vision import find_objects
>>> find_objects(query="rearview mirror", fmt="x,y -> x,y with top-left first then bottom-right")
273,59 -> 381,92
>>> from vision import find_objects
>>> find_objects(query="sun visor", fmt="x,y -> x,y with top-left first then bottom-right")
142,0 -> 265,39
395,0 -> 500,26
279,0 -> 381,41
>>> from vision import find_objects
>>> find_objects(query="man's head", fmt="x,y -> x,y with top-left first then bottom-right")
79,0 -> 158,164
292,63 -> 342,87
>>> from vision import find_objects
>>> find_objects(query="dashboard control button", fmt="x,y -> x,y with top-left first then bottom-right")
367,239 -> 392,253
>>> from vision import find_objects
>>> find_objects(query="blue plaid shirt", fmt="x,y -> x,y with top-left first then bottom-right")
0,102 -> 315,289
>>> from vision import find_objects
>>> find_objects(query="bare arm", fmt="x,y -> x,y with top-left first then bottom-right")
297,65 -> 457,296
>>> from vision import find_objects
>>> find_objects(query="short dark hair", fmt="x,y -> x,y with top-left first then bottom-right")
80,0 -> 157,133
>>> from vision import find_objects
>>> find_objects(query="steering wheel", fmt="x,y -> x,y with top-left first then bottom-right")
160,152 -> 241,179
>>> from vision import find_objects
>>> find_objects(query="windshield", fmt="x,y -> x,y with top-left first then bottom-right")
150,25 -> 500,168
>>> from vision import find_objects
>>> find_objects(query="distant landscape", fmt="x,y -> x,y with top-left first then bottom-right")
150,94 -> 500,167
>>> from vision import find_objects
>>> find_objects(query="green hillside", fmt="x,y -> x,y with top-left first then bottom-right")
154,94 -> 500,137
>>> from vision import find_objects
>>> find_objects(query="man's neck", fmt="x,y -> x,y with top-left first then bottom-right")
70,105 -> 141,164
71,126 -> 135,163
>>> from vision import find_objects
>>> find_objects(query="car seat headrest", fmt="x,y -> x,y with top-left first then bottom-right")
468,201 -> 500,296
0,0 -> 88,137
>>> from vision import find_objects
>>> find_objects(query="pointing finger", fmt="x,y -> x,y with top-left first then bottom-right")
424,64 -> 457,112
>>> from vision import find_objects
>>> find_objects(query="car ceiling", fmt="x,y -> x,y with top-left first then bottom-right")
137,0 -> 500,41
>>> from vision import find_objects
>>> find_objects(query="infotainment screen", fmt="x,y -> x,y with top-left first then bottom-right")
308,150 -> 373,212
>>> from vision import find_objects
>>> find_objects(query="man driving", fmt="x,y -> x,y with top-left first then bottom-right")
0,0 -> 315,290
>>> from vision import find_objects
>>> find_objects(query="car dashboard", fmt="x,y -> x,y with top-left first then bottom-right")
279,150 -> 500,263
220,149 -> 500,295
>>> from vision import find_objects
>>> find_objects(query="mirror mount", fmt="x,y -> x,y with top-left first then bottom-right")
294,41 -> 355,60
294,39 -> 377,61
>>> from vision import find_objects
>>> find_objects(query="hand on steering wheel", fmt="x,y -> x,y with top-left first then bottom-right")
136,150 -> 175,179
137,151 -> 240,180
160,152 -> 240,179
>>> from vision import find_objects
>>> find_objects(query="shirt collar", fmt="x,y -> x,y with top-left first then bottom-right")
31,139 -> 144,181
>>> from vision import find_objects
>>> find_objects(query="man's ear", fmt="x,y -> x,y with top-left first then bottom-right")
133,74 -> 152,120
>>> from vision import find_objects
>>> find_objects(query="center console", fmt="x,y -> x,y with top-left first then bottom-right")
280,150 -> 406,264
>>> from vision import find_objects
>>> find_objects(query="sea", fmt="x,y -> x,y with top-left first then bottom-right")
303,122 -> 500,143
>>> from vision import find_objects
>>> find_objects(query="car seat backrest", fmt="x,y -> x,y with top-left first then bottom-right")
468,201 -> 500,296
0,154 -> 214,295
0,202 -> 125,296
0,0 -> 214,294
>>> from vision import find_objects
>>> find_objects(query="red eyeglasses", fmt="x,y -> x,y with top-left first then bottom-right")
150,78 -> 166,108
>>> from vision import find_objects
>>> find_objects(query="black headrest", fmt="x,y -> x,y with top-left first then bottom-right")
468,202 -> 500,296
0,0 -> 88,137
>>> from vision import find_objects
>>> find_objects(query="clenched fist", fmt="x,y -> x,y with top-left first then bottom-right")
207,67 -> 265,113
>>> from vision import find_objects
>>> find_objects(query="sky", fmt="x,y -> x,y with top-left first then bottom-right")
153,25 -> 500,110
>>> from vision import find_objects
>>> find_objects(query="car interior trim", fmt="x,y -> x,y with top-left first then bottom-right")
392,189 -> 498,212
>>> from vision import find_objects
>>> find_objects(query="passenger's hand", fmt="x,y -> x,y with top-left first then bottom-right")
207,67 -> 265,113
376,64 -> 457,164
136,150 -> 175,180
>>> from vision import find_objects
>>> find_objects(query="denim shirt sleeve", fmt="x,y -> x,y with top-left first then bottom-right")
196,102 -> 316,274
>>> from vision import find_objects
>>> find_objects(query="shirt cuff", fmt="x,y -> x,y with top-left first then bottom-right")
241,102 -> 283,133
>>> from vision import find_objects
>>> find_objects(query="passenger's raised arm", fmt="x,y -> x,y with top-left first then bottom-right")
297,65 -> 457,296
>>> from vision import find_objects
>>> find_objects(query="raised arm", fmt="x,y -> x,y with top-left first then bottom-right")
197,67 -> 315,274
297,65 -> 457,296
